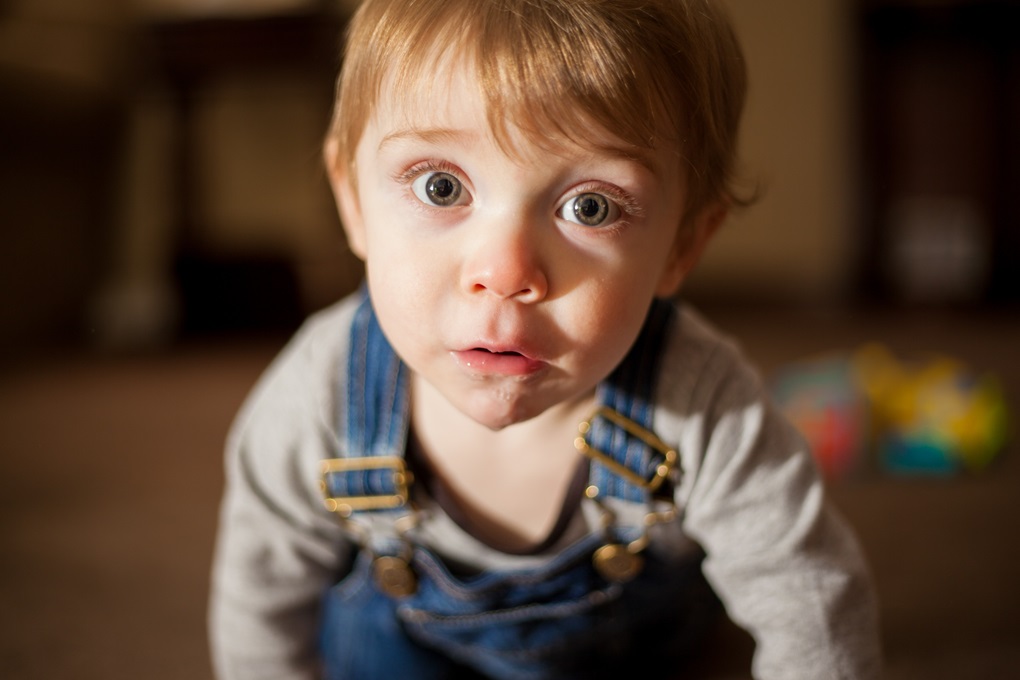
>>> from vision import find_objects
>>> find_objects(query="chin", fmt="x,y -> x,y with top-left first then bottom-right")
465,395 -> 544,432
471,409 -> 530,433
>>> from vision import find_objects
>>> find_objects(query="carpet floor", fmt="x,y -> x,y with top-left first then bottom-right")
2,305 -> 1017,679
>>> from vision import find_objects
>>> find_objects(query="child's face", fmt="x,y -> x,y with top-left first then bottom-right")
331,62 -> 708,431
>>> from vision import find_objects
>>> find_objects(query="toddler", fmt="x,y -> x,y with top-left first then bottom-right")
210,0 -> 882,677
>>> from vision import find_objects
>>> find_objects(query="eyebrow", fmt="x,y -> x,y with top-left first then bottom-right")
593,143 -> 662,175
378,127 -> 477,151
378,125 -> 665,177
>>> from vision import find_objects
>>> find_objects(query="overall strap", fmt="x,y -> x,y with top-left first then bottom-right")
321,292 -> 412,516
321,293 -> 679,515
582,298 -> 678,503
345,292 -> 409,458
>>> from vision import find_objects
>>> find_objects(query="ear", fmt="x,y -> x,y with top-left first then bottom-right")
324,137 -> 367,260
655,201 -> 728,297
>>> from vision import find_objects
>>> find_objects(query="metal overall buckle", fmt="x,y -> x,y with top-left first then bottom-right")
320,456 -> 419,597
320,456 -> 412,516
575,407 -> 680,583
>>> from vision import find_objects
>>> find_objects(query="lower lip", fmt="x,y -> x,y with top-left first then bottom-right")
453,349 -> 547,377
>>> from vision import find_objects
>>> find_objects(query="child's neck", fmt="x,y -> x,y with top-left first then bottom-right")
410,374 -> 596,552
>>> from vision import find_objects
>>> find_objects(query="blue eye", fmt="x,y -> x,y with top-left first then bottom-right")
560,192 -> 619,227
411,171 -> 464,207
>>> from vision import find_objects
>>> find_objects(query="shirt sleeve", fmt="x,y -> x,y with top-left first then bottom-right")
671,323 -> 883,679
208,304 -> 356,680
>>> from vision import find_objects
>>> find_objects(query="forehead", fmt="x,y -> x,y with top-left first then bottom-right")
373,52 -> 485,133
366,53 -> 675,176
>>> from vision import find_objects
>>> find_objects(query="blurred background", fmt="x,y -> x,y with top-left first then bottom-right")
1,0 -> 1017,678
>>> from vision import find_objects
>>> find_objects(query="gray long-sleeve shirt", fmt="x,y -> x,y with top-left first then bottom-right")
209,293 -> 882,679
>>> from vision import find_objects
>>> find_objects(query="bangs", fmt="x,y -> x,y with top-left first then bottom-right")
472,2 -> 679,160
331,0 -> 747,215
336,0 -> 682,163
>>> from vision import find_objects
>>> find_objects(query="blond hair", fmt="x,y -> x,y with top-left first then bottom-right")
327,0 -> 749,222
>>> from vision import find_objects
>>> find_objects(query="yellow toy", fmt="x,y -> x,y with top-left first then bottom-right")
852,344 -> 1007,475
773,344 -> 1008,478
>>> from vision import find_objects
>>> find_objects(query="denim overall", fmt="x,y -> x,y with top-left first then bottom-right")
319,295 -> 718,679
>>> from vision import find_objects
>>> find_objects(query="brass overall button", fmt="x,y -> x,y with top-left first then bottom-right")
373,556 -> 418,597
592,543 -> 644,583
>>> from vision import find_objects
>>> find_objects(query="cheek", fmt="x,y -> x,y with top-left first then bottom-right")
365,264 -> 429,370
562,279 -> 654,365
364,236 -> 445,341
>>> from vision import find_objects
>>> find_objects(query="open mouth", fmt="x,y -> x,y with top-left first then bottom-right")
454,348 -> 545,376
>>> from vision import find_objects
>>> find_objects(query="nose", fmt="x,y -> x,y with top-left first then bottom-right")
460,217 -> 549,303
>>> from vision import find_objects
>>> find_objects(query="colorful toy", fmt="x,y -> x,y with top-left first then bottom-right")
853,344 -> 1007,476
772,344 -> 1008,480
772,355 -> 867,481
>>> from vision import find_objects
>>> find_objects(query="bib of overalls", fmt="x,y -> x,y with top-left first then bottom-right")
319,293 -> 717,679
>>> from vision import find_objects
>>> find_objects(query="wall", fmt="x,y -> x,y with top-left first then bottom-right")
173,0 -> 862,309
688,0 -> 859,303
0,0 -> 861,352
